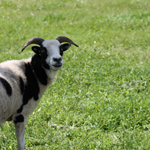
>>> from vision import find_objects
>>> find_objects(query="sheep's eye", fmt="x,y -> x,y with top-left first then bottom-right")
40,47 -> 47,54
41,49 -> 46,53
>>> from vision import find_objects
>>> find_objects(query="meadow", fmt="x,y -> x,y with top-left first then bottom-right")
0,0 -> 150,149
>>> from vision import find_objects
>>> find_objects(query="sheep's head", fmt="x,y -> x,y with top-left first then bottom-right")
22,36 -> 78,71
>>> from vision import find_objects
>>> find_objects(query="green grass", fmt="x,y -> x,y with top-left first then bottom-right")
0,0 -> 150,149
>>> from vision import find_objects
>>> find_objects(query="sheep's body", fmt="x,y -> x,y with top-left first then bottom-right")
0,37 -> 78,150
0,57 -> 56,125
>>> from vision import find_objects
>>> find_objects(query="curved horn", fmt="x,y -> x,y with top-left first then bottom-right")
21,38 -> 44,51
56,36 -> 79,47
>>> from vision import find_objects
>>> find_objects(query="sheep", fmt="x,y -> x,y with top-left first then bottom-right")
0,36 -> 78,150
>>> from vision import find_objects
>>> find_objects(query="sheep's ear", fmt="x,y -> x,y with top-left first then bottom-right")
60,43 -> 71,51
32,46 -> 41,54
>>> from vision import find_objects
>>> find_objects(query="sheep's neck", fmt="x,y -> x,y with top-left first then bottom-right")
31,54 -> 57,87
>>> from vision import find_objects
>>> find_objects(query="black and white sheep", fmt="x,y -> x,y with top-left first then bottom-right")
0,36 -> 78,150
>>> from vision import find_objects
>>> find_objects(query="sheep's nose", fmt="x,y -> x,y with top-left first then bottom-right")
53,57 -> 62,62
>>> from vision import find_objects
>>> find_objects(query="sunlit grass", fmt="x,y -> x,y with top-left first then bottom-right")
0,0 -> 150,149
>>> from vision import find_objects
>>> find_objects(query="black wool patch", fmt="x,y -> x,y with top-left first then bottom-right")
17,104 -> 23,113
17,54 -> 48,113
31,54 -> 48,85
0,77 -> 12,96
14,114 -> 24,124
23,62 -> 40,105
19,77 -> 24,95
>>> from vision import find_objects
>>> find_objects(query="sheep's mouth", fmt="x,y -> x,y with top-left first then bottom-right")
52,64 -> 62,68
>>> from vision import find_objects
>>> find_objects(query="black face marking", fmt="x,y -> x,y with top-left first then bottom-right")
19,77 -> 24,95
41,48 -> 50,70
0,77 -> 12,96
32,45 -> 50,70
60,48 -> 63,56
14,114 -> 24,124
40,47 -> 46,54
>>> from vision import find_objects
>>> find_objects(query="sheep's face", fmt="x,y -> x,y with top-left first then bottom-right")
32,40 -> 71,71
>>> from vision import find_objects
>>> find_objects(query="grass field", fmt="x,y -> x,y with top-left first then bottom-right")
0,0 -> 150,149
